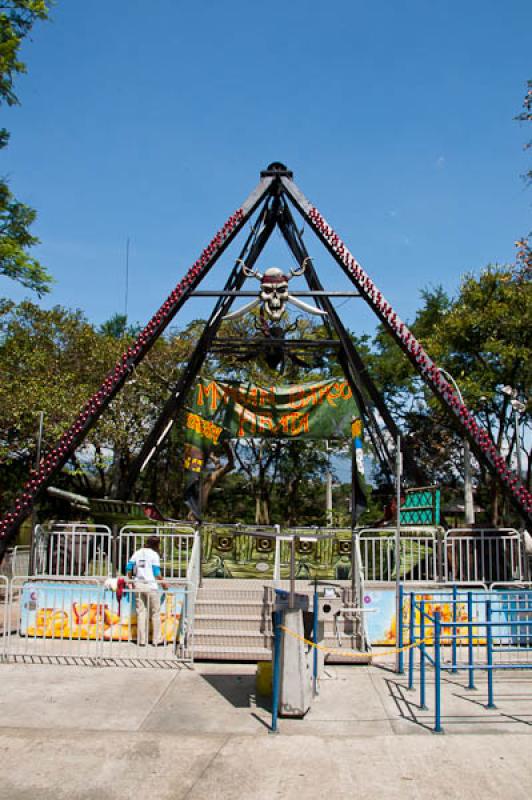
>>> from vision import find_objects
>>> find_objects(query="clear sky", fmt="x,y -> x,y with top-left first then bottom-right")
2,0 -> 531,337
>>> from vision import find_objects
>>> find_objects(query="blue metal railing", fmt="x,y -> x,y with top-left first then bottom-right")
399,586 -> 532,732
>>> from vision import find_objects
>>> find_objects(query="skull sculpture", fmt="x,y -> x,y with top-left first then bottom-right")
259,268 -> 289,320
223,257 -> 327,322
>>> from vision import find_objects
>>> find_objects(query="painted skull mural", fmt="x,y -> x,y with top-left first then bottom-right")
223,257 -> 328,322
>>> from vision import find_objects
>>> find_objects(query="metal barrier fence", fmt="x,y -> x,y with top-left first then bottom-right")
0,546 -> 31,579
118,524 -> 196,579
5,576 -> 193,666
0,575 -> 8,662
399,586 -> 532,732
444,528 -> 522,584
33,524 -> 112,577
357,527 -> 439,582
25,523 -> 529,586
184,532 -> 201,639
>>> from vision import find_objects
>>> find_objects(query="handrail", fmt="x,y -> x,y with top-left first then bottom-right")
404,586 -> 532,732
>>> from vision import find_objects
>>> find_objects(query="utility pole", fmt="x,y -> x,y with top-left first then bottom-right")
501,386 -> 526,480
325,440 -> 333,527
395,435 -> 402,674
440,369 -> 475,526
30,411 -> 44,572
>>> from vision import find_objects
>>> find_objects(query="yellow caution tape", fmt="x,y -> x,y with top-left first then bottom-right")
278,625 -> 429,661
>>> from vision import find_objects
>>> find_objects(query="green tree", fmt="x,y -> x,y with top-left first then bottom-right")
98,313 -> 141,339
361,269 -> 531,525
0,1 -> 52,296
0,303 -> 197,515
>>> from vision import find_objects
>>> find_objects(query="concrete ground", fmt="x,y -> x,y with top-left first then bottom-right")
0,658 -> 531,799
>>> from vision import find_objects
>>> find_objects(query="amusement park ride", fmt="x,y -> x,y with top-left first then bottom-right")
0,162 -> 530,558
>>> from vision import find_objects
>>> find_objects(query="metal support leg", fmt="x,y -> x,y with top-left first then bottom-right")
408,592 -> 415,690
397,584 -> 405,675
486,600 -> 496,709
434,611 -> 443,733
313,585 -> 319,696
451,585 -> 458,673
467,591 -> 476,690
419,601 -> 427,710
271,610 -> 282,733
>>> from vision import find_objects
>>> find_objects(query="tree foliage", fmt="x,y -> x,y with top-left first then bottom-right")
0,302 -> 195,514
0,1 -> 52,296
360,267 -> 531,524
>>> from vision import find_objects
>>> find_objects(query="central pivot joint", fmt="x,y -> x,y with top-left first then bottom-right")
260,162 -> 293,179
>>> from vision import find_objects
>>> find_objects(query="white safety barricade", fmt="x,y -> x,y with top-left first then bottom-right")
119,524 -> 196,579
5,575 -> 194,666
0,546 -> 31,579
7,576 -> 104,663
444,529 -> 522,584
0,575 -> 8,661
99,579 -> 193,665
357,527 -> 438,583
33,523 -> 112,577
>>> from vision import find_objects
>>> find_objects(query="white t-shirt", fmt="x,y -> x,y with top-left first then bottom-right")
127,547 -> 161,589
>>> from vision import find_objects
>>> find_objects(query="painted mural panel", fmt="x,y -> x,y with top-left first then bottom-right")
19,582 -> 184,642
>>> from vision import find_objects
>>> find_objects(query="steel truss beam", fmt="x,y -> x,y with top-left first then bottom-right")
280,176 -> 532,524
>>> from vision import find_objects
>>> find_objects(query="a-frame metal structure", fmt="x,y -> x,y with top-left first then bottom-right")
0,162 -> 530,556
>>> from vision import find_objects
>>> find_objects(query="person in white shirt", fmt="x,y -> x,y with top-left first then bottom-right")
126,536 -> 168,646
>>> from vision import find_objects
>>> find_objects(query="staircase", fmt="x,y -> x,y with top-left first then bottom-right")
192,578 -> 369,662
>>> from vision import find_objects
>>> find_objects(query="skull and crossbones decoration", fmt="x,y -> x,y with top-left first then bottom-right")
223,258 -> 327,322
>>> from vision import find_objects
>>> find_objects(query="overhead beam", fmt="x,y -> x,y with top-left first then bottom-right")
190,291 -> 361,297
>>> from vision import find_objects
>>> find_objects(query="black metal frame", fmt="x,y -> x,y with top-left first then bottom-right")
0,162 -> 529,553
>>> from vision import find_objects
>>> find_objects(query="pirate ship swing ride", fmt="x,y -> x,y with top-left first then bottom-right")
0,162 -> 530,558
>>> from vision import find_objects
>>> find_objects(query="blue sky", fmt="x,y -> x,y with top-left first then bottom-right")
2,0 -> 531,337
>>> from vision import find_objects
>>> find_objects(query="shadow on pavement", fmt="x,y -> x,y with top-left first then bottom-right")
201,672 -> 271,712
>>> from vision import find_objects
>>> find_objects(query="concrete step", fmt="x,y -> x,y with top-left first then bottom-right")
191,578 -> 367,662
193,630 -> 271,649
194,614 -> 264,631
195,599 -> 265,610
192,638 -> 367,664
193,644 -> 272,661
196,588 -> 266,599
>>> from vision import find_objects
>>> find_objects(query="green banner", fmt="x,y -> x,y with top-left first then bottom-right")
189,378 -> 358,440
183,378 -> 359,519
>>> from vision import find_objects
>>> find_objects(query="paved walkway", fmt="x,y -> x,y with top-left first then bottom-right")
0,659 -> 531,799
